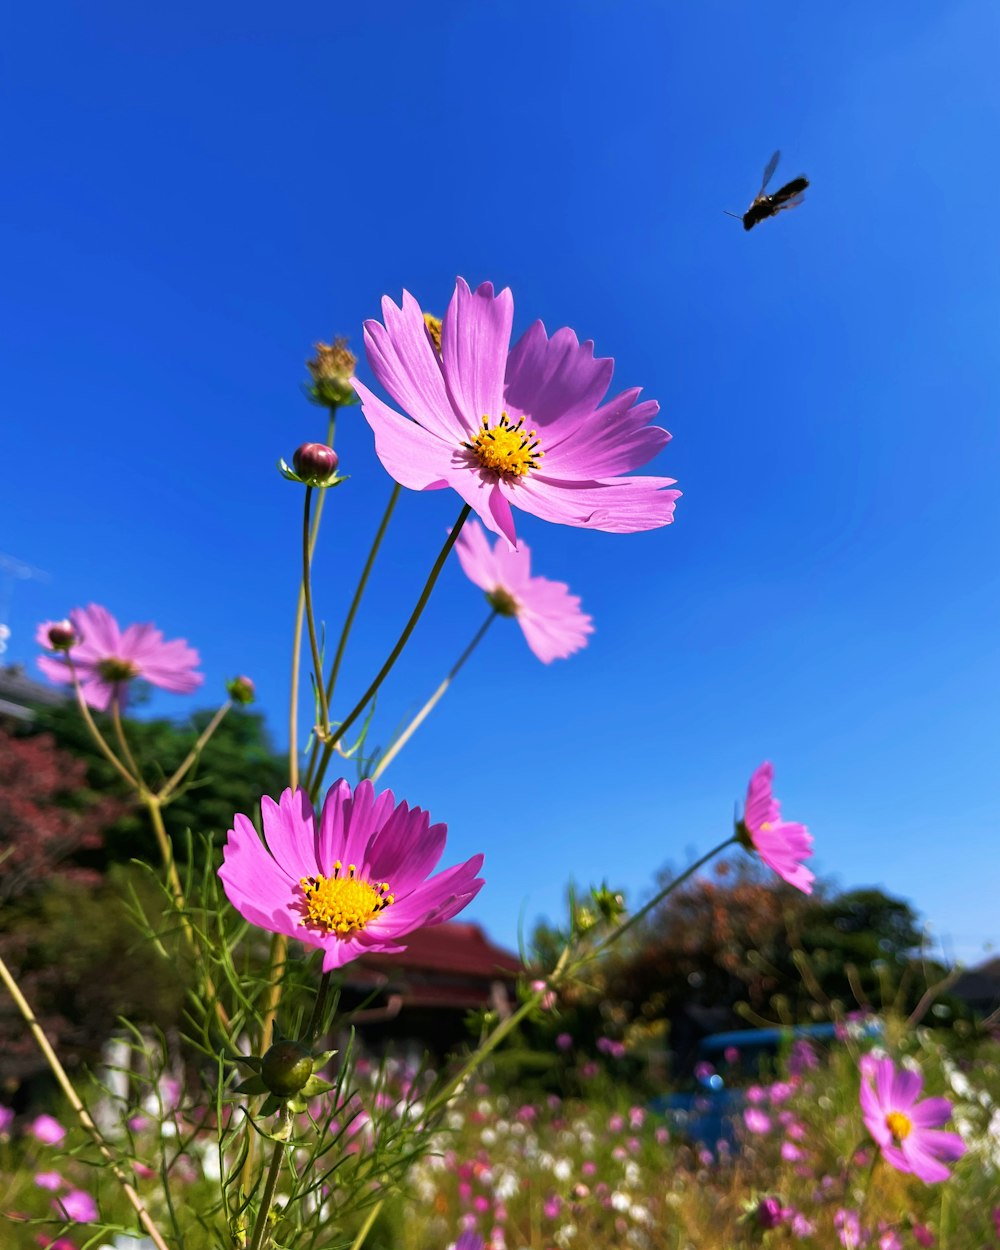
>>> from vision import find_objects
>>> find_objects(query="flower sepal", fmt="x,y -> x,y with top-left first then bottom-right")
230,1039 -> 337,1115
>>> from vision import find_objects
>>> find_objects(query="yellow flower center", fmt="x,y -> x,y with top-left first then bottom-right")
299,861 -> 394,935
97,657 -> 140,682
487,587 -> 520,617
465,412 -> 544,477
423,312 -> 443,354
885,1110 -> 912,1142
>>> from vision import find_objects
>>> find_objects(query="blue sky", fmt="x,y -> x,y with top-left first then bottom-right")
4,1 -> 999,964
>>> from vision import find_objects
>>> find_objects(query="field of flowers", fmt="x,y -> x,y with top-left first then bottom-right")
2,1015 -> 998,1250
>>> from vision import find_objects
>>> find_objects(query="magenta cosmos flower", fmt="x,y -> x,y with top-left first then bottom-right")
860,1056 -> 965,1184
37,603 -> 202,712
353,278 -> 680,548
454,519 -> 593,663
219,779 -> 485,971
737,761 -> 815,894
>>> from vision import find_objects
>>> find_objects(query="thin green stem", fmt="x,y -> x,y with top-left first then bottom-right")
303,481 -> 402,792
110,698 -> 142,784
309,502 -> 471,802
371,610 -> 497,782
0,952 -> 172,1250
288,411 -> 336,791
248,1133 -> 286,1250
159,700 -> 232,803
588,835 -> 738,962
306,970 -> 333,1041
66,660 -> 138,790
302,486 -> 331,737
349,1200 -> 384,1250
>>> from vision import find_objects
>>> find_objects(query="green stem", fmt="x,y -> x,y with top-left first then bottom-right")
159,700 -> 233,803
309,502 -> 471,802
0,952 -> 172,1250
306,971 -> 333,1041
371,610 -> 497,782
303,481 -> 402,792
110,698 -> 142,784
349,1200 -> 384,1250
288,412 -> 336,791
302,486 -> 331,737
588,835 -> 738,961
248,1132 -> 286,1250
326,483 -> 402,708
66,660 -> 138,790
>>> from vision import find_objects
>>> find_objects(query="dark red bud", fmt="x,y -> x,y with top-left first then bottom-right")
293,443 -> 339,481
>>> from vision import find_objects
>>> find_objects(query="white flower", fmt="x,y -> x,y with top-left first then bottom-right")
481,1127 -> 498,1145
611,1192 -> 631,1212
553,1158 -> 572,1181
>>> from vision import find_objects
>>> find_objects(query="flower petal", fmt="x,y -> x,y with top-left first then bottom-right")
441,279 -> 513,430
504,322 -> 614,443
363,291 -> 465,441
260,789 -> 318,881
353,380 -> 455,491
500,472 -> 680,534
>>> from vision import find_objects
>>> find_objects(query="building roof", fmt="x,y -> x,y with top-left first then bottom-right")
357,921 -> 522,979
0,665 -> 67,720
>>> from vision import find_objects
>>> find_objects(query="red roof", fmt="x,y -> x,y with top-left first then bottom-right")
356,922 -> 521,979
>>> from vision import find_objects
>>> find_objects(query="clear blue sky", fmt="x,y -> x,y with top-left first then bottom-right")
4,1 -> 999,964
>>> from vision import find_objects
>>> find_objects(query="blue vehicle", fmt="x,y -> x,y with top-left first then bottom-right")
649,1021 -> 881,1148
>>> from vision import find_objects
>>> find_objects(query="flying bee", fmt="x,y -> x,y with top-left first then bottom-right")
726,150 -> 809,231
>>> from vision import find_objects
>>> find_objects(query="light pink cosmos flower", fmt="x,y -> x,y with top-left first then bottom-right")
29,1114 -> 66,1145
860,1056 -> 966,1184
34,1172 -> 65,1192
219,779 -> 485,972
354,278 -> 680,548
738,762 -> 815,894
454,519 -> 593,663
55,1188 -> 98,1223
37,604 -> 202,712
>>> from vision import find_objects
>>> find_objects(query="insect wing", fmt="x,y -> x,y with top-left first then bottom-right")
770,176 -> 809,206
758,150 -> 781,195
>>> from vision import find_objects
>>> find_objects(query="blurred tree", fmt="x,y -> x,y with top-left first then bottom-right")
16,700 -> 286,866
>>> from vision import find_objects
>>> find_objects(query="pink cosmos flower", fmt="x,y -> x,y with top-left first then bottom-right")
739,762 -> 815,894
219,779 -> 485,972
29,1115 -> 66,1145
454,520 -> 593,662
34,1172 -> 65,1192
354,279 -> 680,548
744,1108 -> 772,1135
860,1056 -> 966,1183
37,604 -> 202,712
55,1188 -> 98,1222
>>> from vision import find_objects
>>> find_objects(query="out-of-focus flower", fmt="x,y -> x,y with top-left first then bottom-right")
36,620 -> 77,651
354,278 -> 680,549
455,1233 -> 485,1250
29,1115 -> 66,1146
530,979 -> 557,1010
56,1189 -> 99,1223
860,1056 -> 966,1183
34,1172 -> 65,1191
226,674 -> 256,705
835,1208 -> 868,1249
555,1032 -> 573,1051
37,604 -> 202,712
219,779 -> 484,971
454,520 -> 592,662
755,1196 -> 791,1230
744,1108 -> 771,1135
0,1105 -> 14,1136
737,761 -> 815,893
306,337 -> 358,409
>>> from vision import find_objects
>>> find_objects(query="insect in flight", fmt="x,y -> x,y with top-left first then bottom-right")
726,151 -> 809,231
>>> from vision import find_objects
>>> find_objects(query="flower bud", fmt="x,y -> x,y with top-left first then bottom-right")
293,442 -> 339,485
38,620 -> 78,651
226,675 -> 256,705
306,337 -> 358,408
755,1197 -> 788,1230
260,1041 -> 315,1098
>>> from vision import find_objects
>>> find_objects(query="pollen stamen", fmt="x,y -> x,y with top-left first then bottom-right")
885,1110 -> 912,1142
299,868 -> 394,935
464,411 -> 544,478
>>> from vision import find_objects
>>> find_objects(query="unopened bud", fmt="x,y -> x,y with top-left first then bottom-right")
260,1041 -> 314,1098
306,337 -> 358,408
293,442 -> 339,485
227,675 -> 255,705
38,620 -> 78,651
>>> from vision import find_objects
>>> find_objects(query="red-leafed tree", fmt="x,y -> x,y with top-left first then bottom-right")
0,728 -> 122,904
